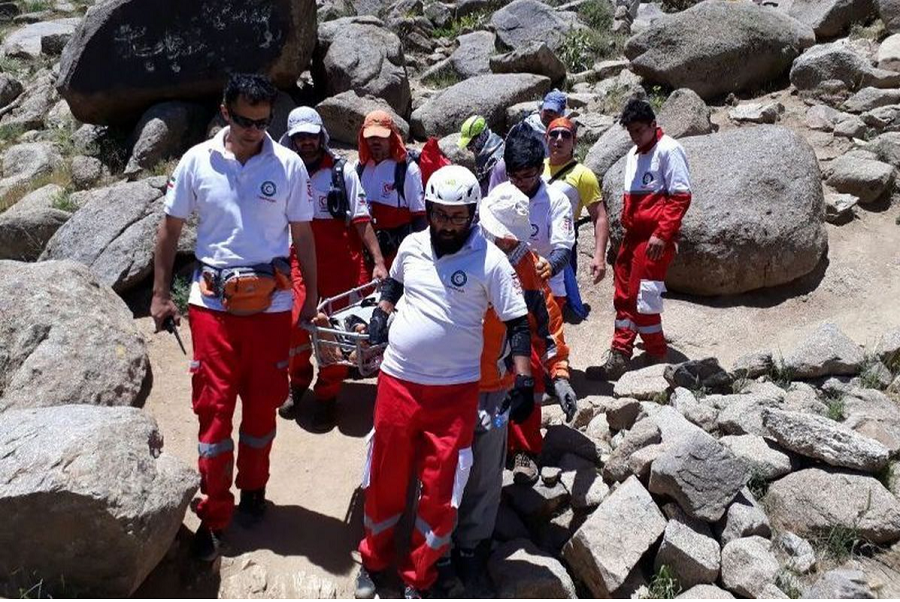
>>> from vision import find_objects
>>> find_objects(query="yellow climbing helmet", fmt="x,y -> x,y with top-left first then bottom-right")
458,115 -> 487,149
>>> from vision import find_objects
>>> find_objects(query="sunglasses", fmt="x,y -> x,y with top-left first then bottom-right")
548,129 -> 573,140
229,110 -> 273,130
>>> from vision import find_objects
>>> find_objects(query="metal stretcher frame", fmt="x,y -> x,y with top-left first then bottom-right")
302,280 -> 386,377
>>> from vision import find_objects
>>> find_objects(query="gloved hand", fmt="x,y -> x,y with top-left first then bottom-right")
553,377 -> 578,422
368,307 -> 390,346
506,374 -> 535,424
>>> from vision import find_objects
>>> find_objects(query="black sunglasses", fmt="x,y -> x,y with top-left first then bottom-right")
229,110 -> 273,130
548,129 -> 573,140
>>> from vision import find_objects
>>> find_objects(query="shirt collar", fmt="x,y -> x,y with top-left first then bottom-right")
211,126 -> 276,159
637,127 -> 665,155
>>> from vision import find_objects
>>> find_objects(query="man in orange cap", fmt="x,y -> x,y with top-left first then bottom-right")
354,110 -> 426,268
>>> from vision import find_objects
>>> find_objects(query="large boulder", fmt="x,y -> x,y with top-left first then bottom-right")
790,42 -> 900,93
720,536 -> 780,598
314,16 -> 411,117
879,0 -> 900,33
789,0 -> 876,39
57,0 -> 316,125
602,126 -> 827,296
490,0 -> 581,52
563,476 -> 667,597
1,18 -> 81,59
782,322 -> 865,378
826,152 -> 895,203
488,539 -> 577,598
489,42 -> 566,85
0,142 -> 62,198
410,73 -> 550,139
0,260 -> 150,413
625,1 -> 815,100
40,178 -> 170,292
316,90 -> 409,145
0,207 -> 70,261
1,70 -> 57,130
449,30 -> 496,79
0,405 -> 198,596
766,468 -> 900,544
124,101 -> 209,178
656,88 -> 715,139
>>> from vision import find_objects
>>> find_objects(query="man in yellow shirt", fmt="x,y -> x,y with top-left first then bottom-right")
542,118 -> 609,318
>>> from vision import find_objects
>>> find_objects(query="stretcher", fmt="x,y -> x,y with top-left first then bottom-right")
302,280 -> 386,377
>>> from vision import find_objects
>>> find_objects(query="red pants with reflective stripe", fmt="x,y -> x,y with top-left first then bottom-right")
611,236 -> 675,358
507,348 -> 546,456
289,248 -> 368,401
188,306 -> 291,530
359,372 -> 478,590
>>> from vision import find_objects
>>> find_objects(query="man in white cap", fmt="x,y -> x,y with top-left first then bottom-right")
355,165 -> 532,599
277,107 -> 388,430
444,185 -> 576,593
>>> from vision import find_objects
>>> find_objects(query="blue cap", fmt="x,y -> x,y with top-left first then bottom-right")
541,89 -> 567,114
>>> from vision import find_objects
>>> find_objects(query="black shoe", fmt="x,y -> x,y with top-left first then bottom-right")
191,523 -> 223,562
455,546 -> 483,591
431,556 -> 463,598
278,385 -> 307,419
404,585 -> 424,599
310,397 -> 337,433
354,566 -> 383,599
235,488 -> 267,527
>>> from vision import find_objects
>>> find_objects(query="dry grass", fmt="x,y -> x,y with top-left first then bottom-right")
0,162 -> 72,214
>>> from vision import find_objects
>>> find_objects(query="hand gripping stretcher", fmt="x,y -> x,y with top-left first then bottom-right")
302,280 -> 387,377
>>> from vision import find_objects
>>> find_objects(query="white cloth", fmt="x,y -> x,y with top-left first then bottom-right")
354,158 -> 426,213
622,134 -> 691,196
492,181 -> 574,297
380,228 -> 527,386
164,127 -> 313,312
309,158 -> 370,222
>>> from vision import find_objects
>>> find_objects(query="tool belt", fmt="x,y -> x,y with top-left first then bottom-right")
199,257 -> 292,316
375,223 -> 413,258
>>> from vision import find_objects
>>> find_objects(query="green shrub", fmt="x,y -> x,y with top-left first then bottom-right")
647,565 -> 681,599
660,0 -> 699,12
50,189 -> 77,212
171,275 -> 191,315
432,10 -> 488,38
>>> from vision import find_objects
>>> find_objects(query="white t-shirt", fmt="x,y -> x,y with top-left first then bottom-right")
492,181 -> 575,297
164,128 -> 313,312
380,228 -> 528,386
354,158 -> 426,214
308,157 -> 370,223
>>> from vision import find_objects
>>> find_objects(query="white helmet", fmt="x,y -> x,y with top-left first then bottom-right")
424,165 -> 481,206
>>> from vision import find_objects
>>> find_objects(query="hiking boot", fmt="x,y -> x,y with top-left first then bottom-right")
235,488 -> 267,527
278,385 -> 307,419
512,452 -> 539,485
455,546 -> 486,593
404,585 -> 424,599
191,523 -> 223,562
310,397 -> 338,433
586,350 -> 630,381
640,353 -> 669,368
431,556 -> 463,598
354,566 -> 383,599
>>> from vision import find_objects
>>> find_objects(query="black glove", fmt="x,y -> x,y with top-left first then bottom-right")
506,374 -> 535,424
368,307 -> 390,346
553,377 -> 577,422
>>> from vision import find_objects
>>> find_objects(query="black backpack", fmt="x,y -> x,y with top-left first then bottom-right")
355,150 -> 419,206
326,156 -> 350,221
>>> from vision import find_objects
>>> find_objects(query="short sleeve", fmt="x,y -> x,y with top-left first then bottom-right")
286,158 -> 314,223
486,247 -> 527,322
344,162 -> 371,222
163,154 -> 197,219
548,190 -> 576,251
389,236 -> 412,283
404,161 -> 426,214
576,166 -> 603,211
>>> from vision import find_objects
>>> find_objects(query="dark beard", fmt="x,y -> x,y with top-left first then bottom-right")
430,225 -> 471,258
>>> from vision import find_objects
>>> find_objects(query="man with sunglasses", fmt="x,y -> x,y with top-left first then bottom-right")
276,107 -> 387,431
490,126 -> 575,485
355,166 -> 532,599
151,73 -> 318,561
543,118 -> 610,315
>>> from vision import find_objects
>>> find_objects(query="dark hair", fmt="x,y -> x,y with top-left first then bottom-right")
619,98 -> 656,127
504,123 -> 545,173
223,73 -> 278,108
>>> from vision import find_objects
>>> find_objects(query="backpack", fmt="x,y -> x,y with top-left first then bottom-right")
354,138 -> 450,206
326,156 -> 351,221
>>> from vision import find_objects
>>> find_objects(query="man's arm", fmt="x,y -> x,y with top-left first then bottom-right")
354,221 -> 388,280
588,201 -> 610,283
150,215 -> 185,331
291,221 -> 318,321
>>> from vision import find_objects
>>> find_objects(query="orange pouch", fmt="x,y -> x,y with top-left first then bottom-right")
221,272 -> 277,316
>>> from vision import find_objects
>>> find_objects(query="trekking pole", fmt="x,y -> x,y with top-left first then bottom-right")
163,316 -> 187,355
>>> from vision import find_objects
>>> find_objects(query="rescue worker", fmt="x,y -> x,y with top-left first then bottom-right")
523,88 -> 567,140
449,185 -> 577,591
150,73 -> 318,561
276,107 -> 388,430
543,117 -> 610,317
588,98 -> 691,381
457,114 -> 504,196
355,166 -> 533,599
492,127 -> 575,484
354,110 -> 426,268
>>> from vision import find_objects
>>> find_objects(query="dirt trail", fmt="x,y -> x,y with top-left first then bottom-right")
136,193 -> 900,598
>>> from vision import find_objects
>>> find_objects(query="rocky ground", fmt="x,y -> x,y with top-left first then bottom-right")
2,0 -> 900,597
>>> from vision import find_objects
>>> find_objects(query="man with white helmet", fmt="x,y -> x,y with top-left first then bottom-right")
355,165 -> 532,599
276,107 -> 387,430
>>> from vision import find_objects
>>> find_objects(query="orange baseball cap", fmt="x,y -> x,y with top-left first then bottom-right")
547,117 -> 576,135
362,110 -> 395,138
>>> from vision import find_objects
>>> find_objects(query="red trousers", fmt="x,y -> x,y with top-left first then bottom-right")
288,247 -> 368,401
188,306 -> 291,530
359,372 -> 478,590
506,348 -> 545,456
611,236 -> 675,358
